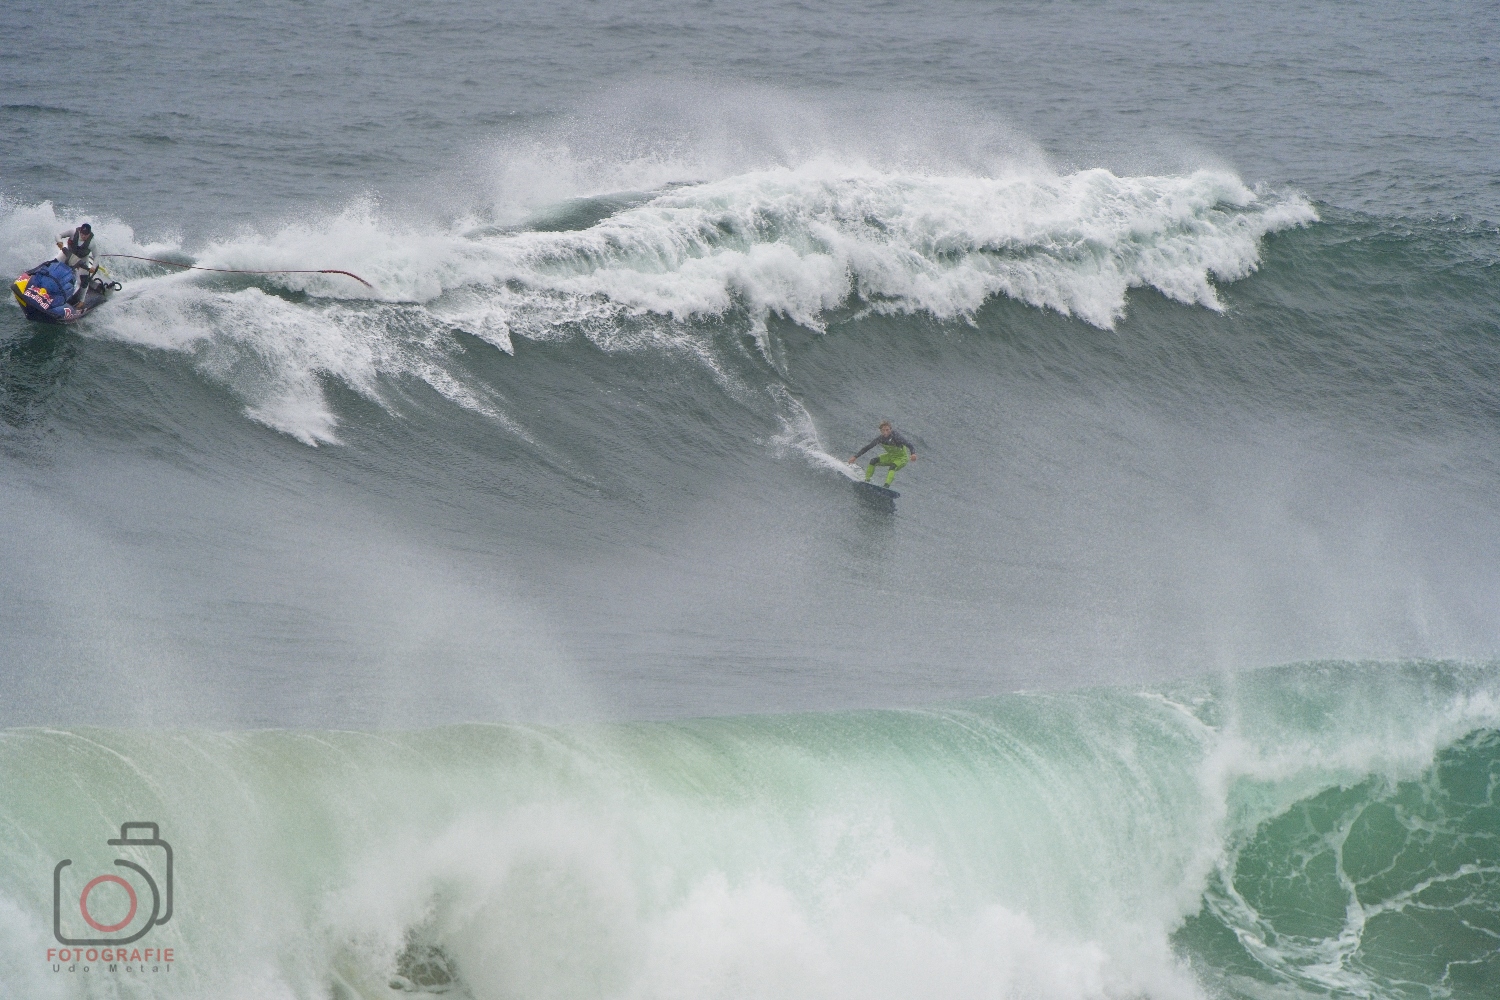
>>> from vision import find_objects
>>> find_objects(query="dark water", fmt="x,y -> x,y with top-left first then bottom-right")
2,2 -> 1498,998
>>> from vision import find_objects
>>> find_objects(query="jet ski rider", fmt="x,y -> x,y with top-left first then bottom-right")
56,223 -> 97,303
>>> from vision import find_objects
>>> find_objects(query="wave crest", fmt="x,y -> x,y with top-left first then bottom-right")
446,163 -> 1314,332
3,164 -> 1313,444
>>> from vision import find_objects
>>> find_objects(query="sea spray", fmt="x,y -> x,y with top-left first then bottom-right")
0,163 -> 1312,446
1,661 -> 1495,1000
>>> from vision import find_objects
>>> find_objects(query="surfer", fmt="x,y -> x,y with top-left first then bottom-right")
55,223 -> 97,303
849,420 -> 918,488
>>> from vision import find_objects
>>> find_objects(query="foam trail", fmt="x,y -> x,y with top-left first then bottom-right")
772,394 -> 864,480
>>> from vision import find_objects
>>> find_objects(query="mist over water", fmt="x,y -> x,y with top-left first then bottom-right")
3,665 -> 1497,1000
3,1 -> 1499,998
5,185 -> 1495,727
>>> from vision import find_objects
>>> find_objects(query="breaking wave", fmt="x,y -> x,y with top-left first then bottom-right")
1,159 -> 1313,444
0,661 -> 1494,1000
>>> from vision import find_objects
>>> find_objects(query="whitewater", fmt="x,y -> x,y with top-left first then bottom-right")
4,1 -> 1500,999
4,664 -> 1496,1000
4,162 -> 1313,444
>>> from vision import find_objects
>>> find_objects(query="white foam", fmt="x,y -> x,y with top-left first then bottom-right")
4,160 -> 1314,444
0,895 -> 66,1000
771,393 -> 865,481
2,665 -> 1491,1000
318,803 -> 1205,1000
469,162 -> 1312,331
0,195 -> 179,281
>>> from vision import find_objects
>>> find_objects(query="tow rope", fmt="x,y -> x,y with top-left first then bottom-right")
99,254 -> 375,289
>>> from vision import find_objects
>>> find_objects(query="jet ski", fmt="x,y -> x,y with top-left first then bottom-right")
10,259 -> 121,324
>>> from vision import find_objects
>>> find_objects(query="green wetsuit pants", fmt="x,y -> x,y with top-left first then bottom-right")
865,446 -> 909,486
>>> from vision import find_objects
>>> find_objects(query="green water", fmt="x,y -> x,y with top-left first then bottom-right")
2,661 -> 1496,999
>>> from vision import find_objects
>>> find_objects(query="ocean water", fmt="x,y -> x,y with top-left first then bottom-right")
2,1 -> 1499,998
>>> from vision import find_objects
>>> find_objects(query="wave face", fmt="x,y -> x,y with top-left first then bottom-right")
0,661 -> 1495,1000
3,162 -> 1312,445
3,168 -> 1500,727
1181,728 -> 1500,999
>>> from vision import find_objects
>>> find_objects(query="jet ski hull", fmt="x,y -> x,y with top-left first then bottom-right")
11,265 -> 118,324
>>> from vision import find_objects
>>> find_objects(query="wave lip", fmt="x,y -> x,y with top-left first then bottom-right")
1185,727 -> 1500,1000
1,662 -> 1494,1000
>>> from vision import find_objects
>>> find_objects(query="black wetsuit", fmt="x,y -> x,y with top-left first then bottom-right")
852,429 -> 916,460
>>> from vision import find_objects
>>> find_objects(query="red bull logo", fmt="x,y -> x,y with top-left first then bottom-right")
12,274 -> 52,310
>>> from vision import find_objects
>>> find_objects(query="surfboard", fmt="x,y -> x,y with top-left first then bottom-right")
853,481 -> 900,499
